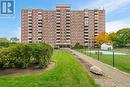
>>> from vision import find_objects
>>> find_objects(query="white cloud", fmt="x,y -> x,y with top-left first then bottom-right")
106,20 -> 130,33
97,0 -> 130,13
78,0 -> 130,32
79,0 -> 130,14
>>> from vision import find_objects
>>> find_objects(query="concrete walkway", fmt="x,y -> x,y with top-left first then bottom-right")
71,50 -> 130,87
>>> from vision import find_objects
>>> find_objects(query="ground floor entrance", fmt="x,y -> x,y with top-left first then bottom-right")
56,45 -> 71,48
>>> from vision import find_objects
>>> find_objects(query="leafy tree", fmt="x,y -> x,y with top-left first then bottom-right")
73,42 -> 83,49
0,42 -> 10,48
10,37 -> 19,42
116,28 -> 130,47
109,32 -> 118,47
96,32 -> 111,46
109,28 -> 130,47
0,38 -> 9,48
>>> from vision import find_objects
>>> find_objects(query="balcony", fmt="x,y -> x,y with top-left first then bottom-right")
56,33 -> 60,36
84,31 -> 88,33
84,33 -> 88,36
84,36 -> 88,39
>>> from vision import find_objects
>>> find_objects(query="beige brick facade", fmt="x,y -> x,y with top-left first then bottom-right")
21,5 -> 105,48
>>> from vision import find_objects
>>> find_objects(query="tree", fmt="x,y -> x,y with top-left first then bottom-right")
109,32 -> 118,47
10,37 -> 19,42
73,42 -> 83,49
109,28 -> 130,47
0,38 -> 9,48
96,32 -> 111,46
0,38 -> 9,42
116,28 -> 130,47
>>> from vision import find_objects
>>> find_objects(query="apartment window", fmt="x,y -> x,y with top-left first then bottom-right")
84,31 -> 88,34
56,13 -> 60,15
29,28 -> 32,30
29,22 -> 32,24
38,23 -> 42,24
56,10 -> 60,12
66,38 -> 70,40
66,13 -> 70,15
85,38 -> 88,40
38,26 -> 42,27
66,35 -> 70,37
57,35 -> 60,37
84,35 -> 88,37
85,41 -> 88,43
56,38 -> 60,40
56,22 -> 60,24
66,10 -> 70,12
84,25 -> 88,27
38,19 -> 42,21
95,31 -> 98,33
57,29 -> 60,31
28,19 -> 32,21
94,35 -> 97,37
29,41 -> 32,43
95,29 -> 98,31
84,16 -> 88,18
38,32 -> 42,34
66,32 -> 70,34
28,26 -> 32,28
29,32 -> 32,33
56,16 -> 60,18
57,32 -> 60,34
66,23 -> 70,24
38,38 -> 42,40
28,38 -> 32,40
28,16 -> 32,18
56,25 -> 60,27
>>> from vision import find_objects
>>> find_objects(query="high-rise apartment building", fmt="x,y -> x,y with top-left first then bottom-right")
21,5 -> 105,48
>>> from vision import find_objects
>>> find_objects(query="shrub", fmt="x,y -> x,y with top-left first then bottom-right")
0,42 -> 10,48
72,42 -> 84,49
0,42 -> 17,48
0,43 -> 53,69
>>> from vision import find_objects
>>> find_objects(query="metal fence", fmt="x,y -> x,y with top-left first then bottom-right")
76,48 -> 129,68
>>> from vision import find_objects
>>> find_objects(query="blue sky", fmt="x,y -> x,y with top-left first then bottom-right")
0,0 -> 130,39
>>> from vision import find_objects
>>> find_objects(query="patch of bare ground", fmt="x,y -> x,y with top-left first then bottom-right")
0,62 -> 55,76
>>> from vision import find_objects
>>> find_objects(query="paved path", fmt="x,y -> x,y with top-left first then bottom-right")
71,50 -> 130,87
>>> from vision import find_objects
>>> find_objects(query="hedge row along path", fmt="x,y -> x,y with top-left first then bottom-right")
71,49 -> 130,87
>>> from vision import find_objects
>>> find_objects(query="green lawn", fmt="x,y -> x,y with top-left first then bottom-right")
76,49 -> 130,74
0,50 -> 99,87
113,47 -> 130,52
90,54 -> 130,74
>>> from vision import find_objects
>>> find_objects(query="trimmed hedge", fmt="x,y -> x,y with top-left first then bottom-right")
0,43 -> 53,69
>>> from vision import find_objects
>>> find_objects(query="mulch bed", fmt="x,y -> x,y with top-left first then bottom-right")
0,62 -> 55,76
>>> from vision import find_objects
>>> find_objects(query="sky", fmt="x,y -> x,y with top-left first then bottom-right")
0,0 -> 130,39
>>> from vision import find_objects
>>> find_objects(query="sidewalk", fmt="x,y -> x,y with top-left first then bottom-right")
71,49 -> 130,87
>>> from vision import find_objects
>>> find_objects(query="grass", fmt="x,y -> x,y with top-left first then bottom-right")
114,47 -> 130,52
0,50 -> 99,87
76,48 -> 130,74
90,54 -> 130,73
